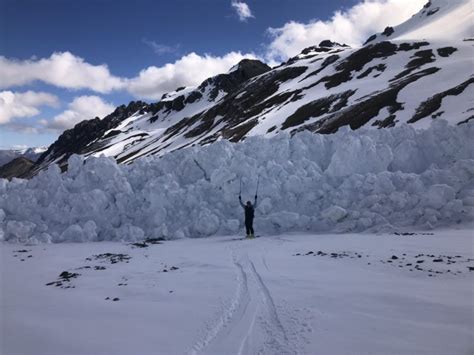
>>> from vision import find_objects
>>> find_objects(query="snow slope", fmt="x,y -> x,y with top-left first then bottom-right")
1,229 -> 473,355
367,0 -> 473,42
1,121 -> 473,243
28,0 -> 473,173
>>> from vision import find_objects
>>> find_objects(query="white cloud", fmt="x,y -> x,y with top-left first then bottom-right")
231,1 -> 254,22
0,52 -> 126,93
44,95 -> 115,131
142,39 -> 180,55
0,91 -> 59,124
0,50 -> 257,101
127,51 -> 256,100
266,0 -> 426,61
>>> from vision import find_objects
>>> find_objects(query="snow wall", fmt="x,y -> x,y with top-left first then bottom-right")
1,120 -> 473,244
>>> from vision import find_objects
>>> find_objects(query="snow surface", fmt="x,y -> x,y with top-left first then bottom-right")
392,0 -> 473,42
1,228 -> 473,355
1,120 -> 473,243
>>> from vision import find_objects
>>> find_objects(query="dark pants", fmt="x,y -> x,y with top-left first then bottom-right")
245,218 -> 254,235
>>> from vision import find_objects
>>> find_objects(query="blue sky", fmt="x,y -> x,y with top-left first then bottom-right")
0,0 -> 425,148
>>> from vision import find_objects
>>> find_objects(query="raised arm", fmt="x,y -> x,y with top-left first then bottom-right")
254,195 -> 258,208
239,195 -> 245,208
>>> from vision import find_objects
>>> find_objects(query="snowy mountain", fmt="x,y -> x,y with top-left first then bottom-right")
0,147 -> 47,167
30,0 -> 473,174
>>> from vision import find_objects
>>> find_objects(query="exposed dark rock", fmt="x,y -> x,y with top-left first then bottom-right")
319,40 -> 348,48
363,34 -> 377,45
437,47 -> 457,57
144,237 -> 164,244
372,115 -> 397,128
300,55 -> 340,82
409,77 -> 474,123
431,111 -> 444,119
427,7 -> 440,16
0,157 -> 35,180
457,116 -> 474,125
185,91 -> 203,104
46,271 -> 80,288
392,49 -> 435,81
382,27 -> 394,37
357,64 -> 386,79
398,42 -> 430,51
131,242 -> 149,248
318,42 -> 398,88
282,90 -> 355,130
91,253 -> 132,264
300,46 -> 331,55
59,271 -> 79,280
306,67 -> 440,133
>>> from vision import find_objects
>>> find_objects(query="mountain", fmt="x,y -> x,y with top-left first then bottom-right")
0,157 -> 36,180
29,0 -> 473,176
0,147 -> 47,167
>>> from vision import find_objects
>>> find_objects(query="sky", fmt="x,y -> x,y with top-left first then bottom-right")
0,0 -> 426,149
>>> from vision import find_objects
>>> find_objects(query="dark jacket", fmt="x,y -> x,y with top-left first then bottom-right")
239,196 -> 257,221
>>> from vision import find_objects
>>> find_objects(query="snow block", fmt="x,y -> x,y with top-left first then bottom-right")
322,206 -> 348,223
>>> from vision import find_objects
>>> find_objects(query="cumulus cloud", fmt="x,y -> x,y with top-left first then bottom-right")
127,51 -> 256,100
0,52 -> 126,93
0,50 -> 257,101
231,1 -> 254,22
266,0 -> 426,61
0,91 -> 59,124
43,95 -> 115,131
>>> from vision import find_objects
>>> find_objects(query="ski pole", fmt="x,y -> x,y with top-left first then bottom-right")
239,176 -> 242,198
255,174 -> 260,196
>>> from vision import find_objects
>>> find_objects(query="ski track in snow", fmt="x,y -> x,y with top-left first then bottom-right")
188,245 -> 302,355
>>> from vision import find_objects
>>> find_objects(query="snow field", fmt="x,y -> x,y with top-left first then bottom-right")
0,120 -> 473,243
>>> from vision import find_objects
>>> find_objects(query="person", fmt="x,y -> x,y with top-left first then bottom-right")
239,194 -> 257,238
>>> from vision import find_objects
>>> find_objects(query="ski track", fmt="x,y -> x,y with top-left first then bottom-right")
187,254 -> 249,355
248,260 -> 294,354
188,243 -> 301,354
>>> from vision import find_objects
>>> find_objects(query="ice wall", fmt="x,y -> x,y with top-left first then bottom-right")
1,120 -> 473,243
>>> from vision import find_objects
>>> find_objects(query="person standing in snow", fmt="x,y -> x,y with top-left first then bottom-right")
239,194 -> 257,238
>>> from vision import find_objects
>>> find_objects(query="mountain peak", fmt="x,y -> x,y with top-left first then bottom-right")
198,59 -> 271,99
